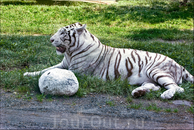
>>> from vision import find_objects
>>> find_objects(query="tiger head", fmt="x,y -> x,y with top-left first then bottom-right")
50,22 -> 86,55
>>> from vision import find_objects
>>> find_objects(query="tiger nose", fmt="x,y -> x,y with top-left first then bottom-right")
50,38 -> 54,43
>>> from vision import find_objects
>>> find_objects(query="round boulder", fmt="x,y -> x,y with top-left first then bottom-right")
39,68 -> 79,96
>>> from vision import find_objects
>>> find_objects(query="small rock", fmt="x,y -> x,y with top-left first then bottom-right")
172,100 -> 192,107
13,92 -> 17,95
39,68 -> 79,96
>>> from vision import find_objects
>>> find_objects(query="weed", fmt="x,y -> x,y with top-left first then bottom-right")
187,105 -> 194,114
16,86 -> 30,93
71,102 -> 76,106
164,108 -> 172,113
126,96 -> 133,103
23,92 -> 32,101
36,94 -> 45,102
145,103 -> 162,112
76,88 -> 87,98
106,101 -> 115,107
128,103 -> 142,109
16,94 -> 22,99
45,94 -> 53,101
173,108 -> 178,113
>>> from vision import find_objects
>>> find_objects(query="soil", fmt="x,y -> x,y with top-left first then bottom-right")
0,89 -> 193,129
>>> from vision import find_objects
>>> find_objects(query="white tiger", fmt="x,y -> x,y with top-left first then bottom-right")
24,22 -> 194,99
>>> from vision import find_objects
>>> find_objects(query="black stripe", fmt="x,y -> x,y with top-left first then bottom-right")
89,44 -> 104,68
69,42 -> 84,56
162,83 -> 176,87
146,51 -> 149,57
177,66 -> 183,83
73,46 -> 99,61
90,33 -> 95,41
106,48 -> 115,80
71,44 -> 95,59
156,75 -> 173,82
154,56 -> 167,68
114,51 -> 121,79
135,51 -> 143,76
125,57 -> 133,78
131,51 -> 136,63
174,63 -> 177,82
69,32 -> 76,50
99,45 -> 108,75
70,60 -> 85,68
147,53 -> 158,76
68,32 -> 71,45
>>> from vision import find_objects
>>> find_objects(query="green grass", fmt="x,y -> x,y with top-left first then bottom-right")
187,105 -> 194,114
145,103 -> 162,112
128,103 -> 142,109
106,100 -> 115,107
0,0 -> 193,102
144,103 -> 179,113
164,108 -> 172,112
173,108 -> 178,113
126,95 -> 133,103
36,94 -> 45,102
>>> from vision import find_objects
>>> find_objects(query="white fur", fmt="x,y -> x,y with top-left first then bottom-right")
132,82 -> 160,94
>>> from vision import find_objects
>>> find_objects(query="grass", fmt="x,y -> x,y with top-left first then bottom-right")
145,103 -> 162,112
106,100 -> 115,107
128,103 -> 142,109
187,105 -> 194,114
36,94 -> 45,102
173,108 -> 178,113
128,103 -> 180,113
0,0 -> 193,102
164,108 -> 172,112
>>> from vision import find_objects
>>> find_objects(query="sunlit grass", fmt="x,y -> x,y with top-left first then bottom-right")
0,0 -> 193,102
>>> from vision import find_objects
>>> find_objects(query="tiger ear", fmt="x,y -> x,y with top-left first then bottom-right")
76,24 -> 86,35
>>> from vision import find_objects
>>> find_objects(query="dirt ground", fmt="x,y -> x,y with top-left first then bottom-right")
0,89 -> 193,129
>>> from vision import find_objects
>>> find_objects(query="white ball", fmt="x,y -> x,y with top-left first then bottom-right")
38,68 -> 79,96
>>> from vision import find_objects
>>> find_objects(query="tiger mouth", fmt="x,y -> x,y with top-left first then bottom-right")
56,46 -> 66,53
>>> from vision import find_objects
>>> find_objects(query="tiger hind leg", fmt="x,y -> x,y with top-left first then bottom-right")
160,83 -> 184,99
148,71 -> 184,99
131,82 -> 160,98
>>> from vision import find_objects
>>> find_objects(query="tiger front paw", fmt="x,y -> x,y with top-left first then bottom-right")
132,88 -> 146,98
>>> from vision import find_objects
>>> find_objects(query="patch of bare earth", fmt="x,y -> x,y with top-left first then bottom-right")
0,89 -> 193,129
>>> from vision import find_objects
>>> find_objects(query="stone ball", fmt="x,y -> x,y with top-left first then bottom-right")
39,68 -> 79,96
